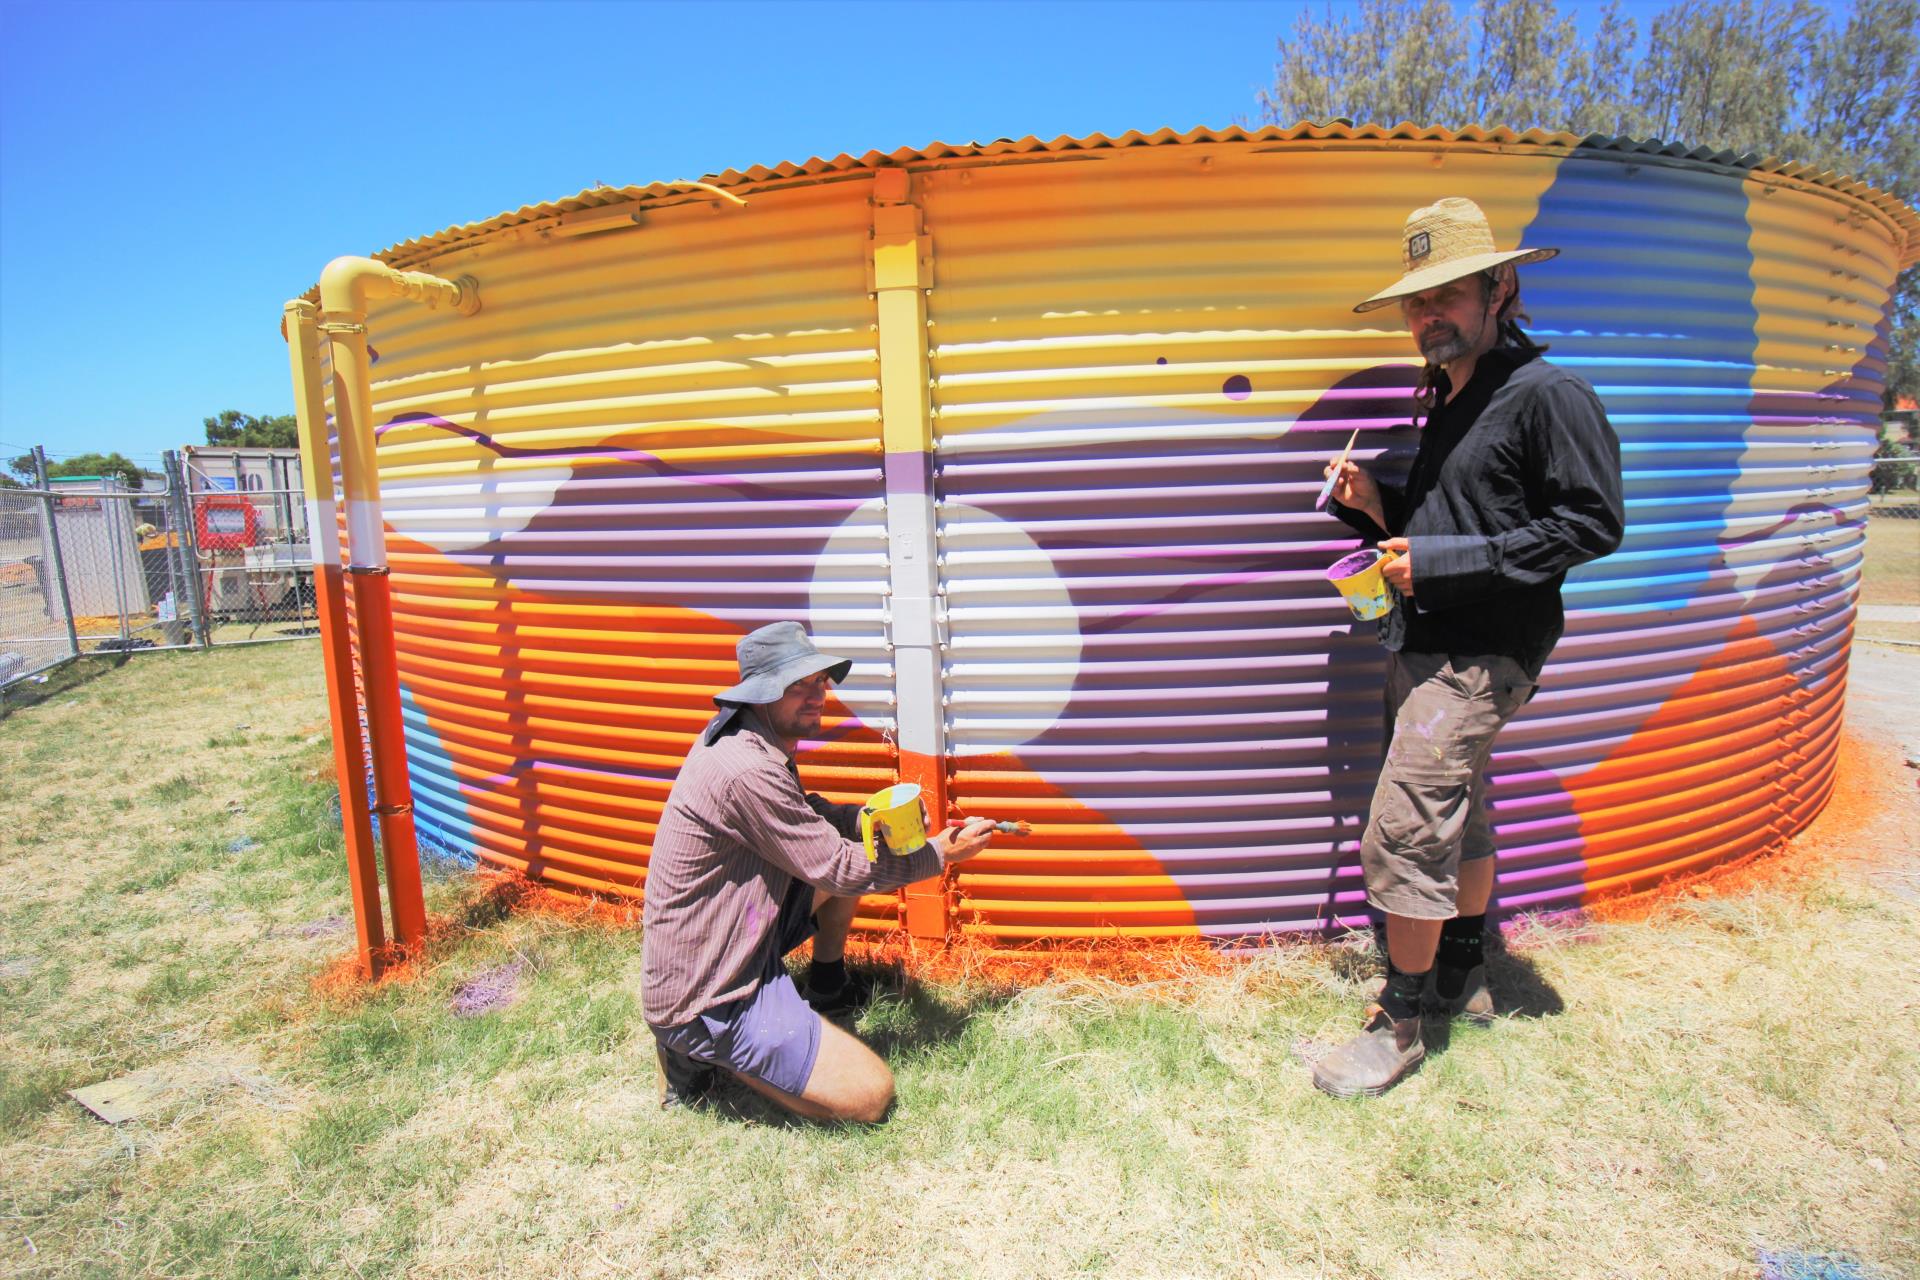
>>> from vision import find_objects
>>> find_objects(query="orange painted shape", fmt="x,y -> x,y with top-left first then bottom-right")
947,749 -> 1201,940
896,748 -> 949,939
1566,617 -> 1831,900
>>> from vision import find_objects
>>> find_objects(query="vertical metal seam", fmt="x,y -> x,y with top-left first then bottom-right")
870,168 -> 949,939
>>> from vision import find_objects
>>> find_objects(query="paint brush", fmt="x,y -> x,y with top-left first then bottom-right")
992,820 -> 1032,836
1312,427 -> 1362,512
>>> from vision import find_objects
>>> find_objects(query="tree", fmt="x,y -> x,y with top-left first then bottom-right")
204,410 -> 299,449
1258,0 -> 1920,407
4,451 -> 148,489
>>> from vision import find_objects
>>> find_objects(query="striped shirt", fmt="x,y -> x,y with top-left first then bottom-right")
641,708 -> 941,1026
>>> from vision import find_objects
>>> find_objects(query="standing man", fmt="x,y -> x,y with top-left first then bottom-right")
643,621 -> 997,1122
1315,198 -> 1624,1097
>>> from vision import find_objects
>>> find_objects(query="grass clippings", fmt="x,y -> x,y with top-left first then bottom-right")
2,643 -> 1917,1279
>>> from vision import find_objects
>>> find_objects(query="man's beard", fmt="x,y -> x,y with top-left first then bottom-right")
1418,325 -> 1473,365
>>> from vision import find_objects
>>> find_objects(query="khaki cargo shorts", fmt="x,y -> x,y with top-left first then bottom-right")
1359,651 -> 1537,920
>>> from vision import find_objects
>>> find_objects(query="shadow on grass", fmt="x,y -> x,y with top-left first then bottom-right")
0,653 -> 127,719
1483,945 -> 1567,1019
1349,918 -> 1567,1061
1423,944 -> 1566,1056
703,962 -> 1018,1129
856,966 -> 1016,1058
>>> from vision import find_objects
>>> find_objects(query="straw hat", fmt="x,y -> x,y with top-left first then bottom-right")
1353,197 -> 1558,314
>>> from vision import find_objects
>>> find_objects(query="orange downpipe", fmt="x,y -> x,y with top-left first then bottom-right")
306,257 -> 481,957
284,299 -> 386,977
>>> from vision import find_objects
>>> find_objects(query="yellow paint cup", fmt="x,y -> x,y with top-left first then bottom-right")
1326,548 -> 1400,621
859,782 -> 926,861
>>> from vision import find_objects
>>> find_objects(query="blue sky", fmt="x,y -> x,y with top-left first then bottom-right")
0,0 -> 1825,469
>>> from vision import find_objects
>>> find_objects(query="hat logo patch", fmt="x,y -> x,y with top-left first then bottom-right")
1407,230 -> 1431,262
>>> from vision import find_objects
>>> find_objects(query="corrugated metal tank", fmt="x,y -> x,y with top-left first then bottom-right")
331,125 -> 1920,943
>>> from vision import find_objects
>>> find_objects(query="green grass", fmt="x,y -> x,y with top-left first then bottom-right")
2,644 -> 1918,1278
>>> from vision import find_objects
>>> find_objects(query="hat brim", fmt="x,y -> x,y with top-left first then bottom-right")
1352,246 -> 1559,314
712,651 -> 853,707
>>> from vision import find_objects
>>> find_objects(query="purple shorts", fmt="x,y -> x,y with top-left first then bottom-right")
648,877 -> 822,1098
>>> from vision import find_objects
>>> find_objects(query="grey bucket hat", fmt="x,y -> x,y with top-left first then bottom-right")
714,621 -> 852,707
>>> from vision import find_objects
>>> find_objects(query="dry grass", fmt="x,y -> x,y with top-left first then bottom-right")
1858,514 -> 1920,645
3,647 -> 1918,1279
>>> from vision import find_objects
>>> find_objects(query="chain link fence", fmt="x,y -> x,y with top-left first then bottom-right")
1,445 -> 319,695
178,448 -> 318,645
0,477 -> 75,687
1869,452 -> 1918,518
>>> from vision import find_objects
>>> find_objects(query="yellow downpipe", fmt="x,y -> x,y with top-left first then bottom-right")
317,257 -> 479,567
313,256 -> 481,954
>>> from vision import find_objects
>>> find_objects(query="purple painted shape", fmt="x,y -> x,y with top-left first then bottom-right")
450,959 -> 527,1016
378,412 -> 878,505
378,411 -> 663,464
1223,374 -> 1252,400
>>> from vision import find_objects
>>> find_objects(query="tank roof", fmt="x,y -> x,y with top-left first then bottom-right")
357,122 -> 1920,274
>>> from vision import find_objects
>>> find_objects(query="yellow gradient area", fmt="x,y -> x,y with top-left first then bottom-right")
1747,178 -> 1902,400
920,144 -> 1567,442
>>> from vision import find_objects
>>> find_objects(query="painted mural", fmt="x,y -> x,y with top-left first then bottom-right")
324,126 -> 1915,944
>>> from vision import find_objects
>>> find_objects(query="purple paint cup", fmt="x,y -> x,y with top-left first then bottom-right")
1326,549 -> 1397,621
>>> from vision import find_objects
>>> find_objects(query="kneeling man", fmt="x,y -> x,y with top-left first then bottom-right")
642,621 -> 996,1122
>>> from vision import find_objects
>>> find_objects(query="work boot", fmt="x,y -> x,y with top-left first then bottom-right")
655,1043 -> 715,1110
1311,1003 -> 1425,1098
1433,963 -> 1494,1024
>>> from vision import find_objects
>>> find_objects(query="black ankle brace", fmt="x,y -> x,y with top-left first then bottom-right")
1437,914 -> 1486,970
1379,965 -> 1427,1021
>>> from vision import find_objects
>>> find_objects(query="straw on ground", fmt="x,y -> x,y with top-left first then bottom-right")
1,644 -> 1916,1279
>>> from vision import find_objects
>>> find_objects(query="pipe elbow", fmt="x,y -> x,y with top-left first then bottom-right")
319,255 -> 386,316
318,256 -> 480,318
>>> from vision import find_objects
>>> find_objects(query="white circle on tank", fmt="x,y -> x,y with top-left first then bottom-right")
809,495 -> 1083,755
808,496 -> 893,740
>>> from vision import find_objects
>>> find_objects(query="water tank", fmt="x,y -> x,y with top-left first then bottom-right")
325,124 -> 1919,942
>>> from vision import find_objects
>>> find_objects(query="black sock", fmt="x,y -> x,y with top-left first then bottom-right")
1436,914 -> 1486,998
1378,964 -> 1427,1021
809,957 -> 846,992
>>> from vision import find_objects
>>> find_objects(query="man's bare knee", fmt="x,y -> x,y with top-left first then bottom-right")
725,1019 -> 893,1124
803,1019 -> 895,1123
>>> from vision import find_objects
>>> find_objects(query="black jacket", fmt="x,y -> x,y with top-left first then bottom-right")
1330,346 -> 1625,676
